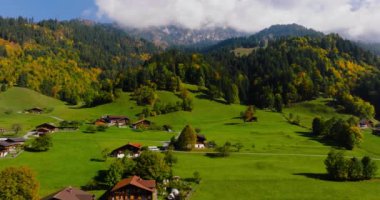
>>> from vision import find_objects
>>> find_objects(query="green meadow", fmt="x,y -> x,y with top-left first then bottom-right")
1,87 -> 380,199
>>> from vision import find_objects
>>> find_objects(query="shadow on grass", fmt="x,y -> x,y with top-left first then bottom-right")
293,173 -> 330,181
224,122 -> 241,126
295,131 -> 342,148
205,152 -> 229,158
90,158 -> 105,162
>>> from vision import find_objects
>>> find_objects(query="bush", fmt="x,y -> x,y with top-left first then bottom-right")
324,150 -> 377,181
362,156 -> 378,180
97,125 -> 108,132
27,134 -> 53,152
84,125 -> 97,133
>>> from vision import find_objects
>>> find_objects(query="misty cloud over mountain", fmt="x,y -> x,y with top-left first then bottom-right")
95,0 -> 380,42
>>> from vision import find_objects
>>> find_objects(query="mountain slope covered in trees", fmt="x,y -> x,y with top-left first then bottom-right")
0,17 -> 157,105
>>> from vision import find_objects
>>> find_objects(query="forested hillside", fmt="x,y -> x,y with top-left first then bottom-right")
0,18 -> 379,118
0,17 -> 157,105
130,34 -> 380,118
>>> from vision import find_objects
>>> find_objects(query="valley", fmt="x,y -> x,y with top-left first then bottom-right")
1,87 -> 380,199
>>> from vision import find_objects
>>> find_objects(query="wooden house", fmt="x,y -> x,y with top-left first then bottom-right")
42,186 -> 95,200
104,115 -> 130,127
110,143 -> 142,158
195,134 -> 207,149
25,107 -> 44,114
131,119 -> 152,129
108,176 -> 157,200
0,138 -> 25,158
36,123 -> 58,133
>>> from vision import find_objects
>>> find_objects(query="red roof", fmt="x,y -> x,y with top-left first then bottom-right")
128,143 -> 142,149
111,176 -> 156,192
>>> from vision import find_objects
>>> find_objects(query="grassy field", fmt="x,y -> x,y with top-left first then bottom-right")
1,87 -> 380,199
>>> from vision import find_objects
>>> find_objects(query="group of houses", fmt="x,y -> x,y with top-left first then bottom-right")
95,115 -> 152,129
0,138 -> 25,158
42,176 -> 157,200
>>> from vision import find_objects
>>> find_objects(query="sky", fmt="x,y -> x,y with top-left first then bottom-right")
0,0 -> 379,42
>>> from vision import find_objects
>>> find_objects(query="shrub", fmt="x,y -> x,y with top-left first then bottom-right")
362,156 -> 378,180
27,134 -> 53,152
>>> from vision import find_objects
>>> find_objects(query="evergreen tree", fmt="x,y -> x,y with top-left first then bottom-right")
274,93 -> 283,112
176,125 -> 197,151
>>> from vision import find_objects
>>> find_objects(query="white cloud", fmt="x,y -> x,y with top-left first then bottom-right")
95,0 -> 380,41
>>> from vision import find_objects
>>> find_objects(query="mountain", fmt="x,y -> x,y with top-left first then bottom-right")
205,24 -> 324,52
0,17 -> 157,106
125,25 -> 249,48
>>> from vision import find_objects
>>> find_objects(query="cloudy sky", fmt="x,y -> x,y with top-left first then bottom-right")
0,0 -> 379,41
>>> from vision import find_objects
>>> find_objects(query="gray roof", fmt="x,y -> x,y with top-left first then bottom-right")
42,187 -> 94,200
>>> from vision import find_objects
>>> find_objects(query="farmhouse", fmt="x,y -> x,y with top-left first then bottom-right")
36,123 -> 58,133
195,134 -> 207,149
108,176 -> 157,200
111,143 -> 142,158
0,138 -> 25,158
94,119 -> 107,126
25,107 -> 44,114
131,119 -> 152,129
42,186 -> 95,200
104,115 -> 130,127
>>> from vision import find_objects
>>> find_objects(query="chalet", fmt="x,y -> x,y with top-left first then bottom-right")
36,123 -> 58,133
42,186 -> 95,200
110,143 -> 142,158
36,128 -> 52,135
6,138 -> 26,143
94,119 -> 107,126
0,138 -> 25,158
108,176 -> 157,200
104,115 -> 130,127
359,119 -> 370,128
25,107 -> 44,114
195,134 -> 206,149
131,119 -> 152,129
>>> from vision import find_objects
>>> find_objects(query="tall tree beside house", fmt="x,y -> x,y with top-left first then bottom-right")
134,151 -> 171,182
0,167 -> 39,200
175,125 -> 197,151
27,134 -> 53,152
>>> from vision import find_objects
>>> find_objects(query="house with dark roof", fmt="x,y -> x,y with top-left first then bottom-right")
0,138 -> 25,158
25,107 -> 44,114
110,143 -> 142,158
108,176 -> 157,200
131,119 -> 152,129
42,187 -> 95,200
104,115 -> 130,127
195,134 -> 207,149
36,123 -> 58,133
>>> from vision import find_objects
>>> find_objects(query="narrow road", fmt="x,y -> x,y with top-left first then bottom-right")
49,116 -> 64,121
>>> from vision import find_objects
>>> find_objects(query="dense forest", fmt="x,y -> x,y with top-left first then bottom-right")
0,17 -> 157,105
0,18 -> 379,118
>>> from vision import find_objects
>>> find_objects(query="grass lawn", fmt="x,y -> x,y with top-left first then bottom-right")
1,87 -> 380,199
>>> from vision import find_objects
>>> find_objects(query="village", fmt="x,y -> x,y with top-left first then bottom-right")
0,107 -> 209,200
